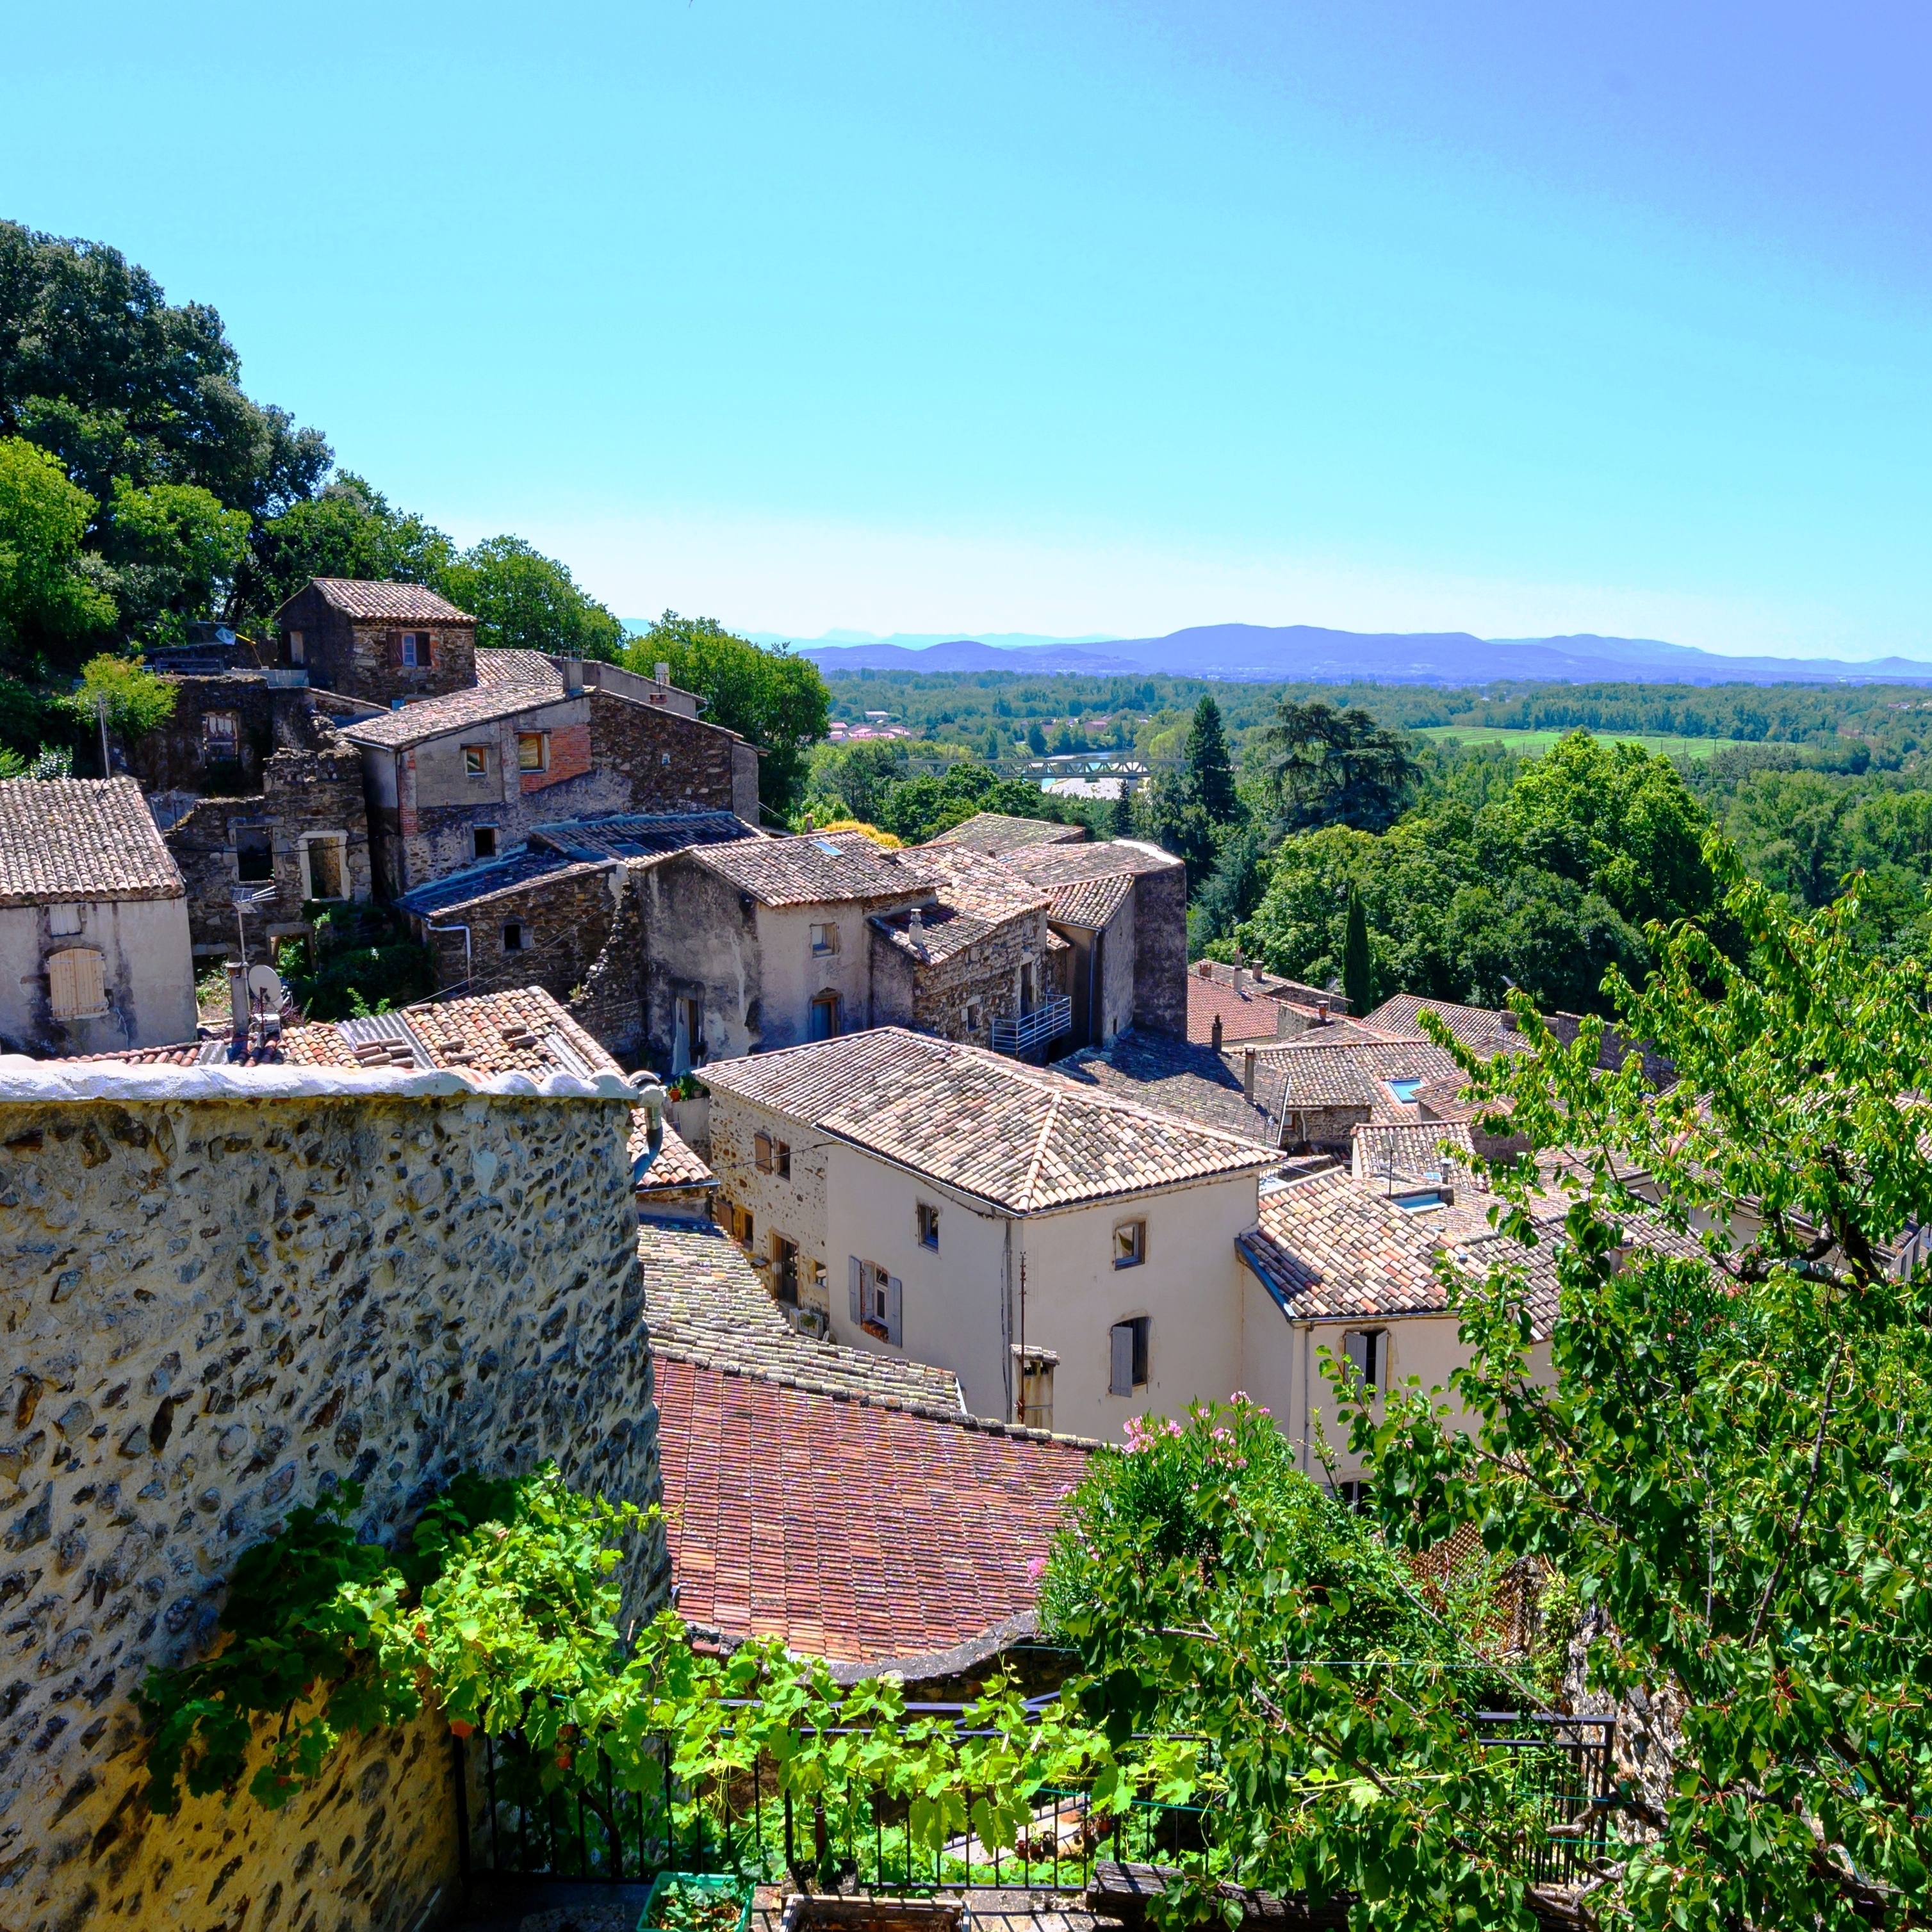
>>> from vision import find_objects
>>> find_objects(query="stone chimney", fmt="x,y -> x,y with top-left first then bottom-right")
1232,963 -> 1243,994
225,960 -> 248,1040
1316,996 -> 1329,1024
561,656 -> 585,696
1211,1013 -> 1223,1052
1243,1044 -> 1257,1102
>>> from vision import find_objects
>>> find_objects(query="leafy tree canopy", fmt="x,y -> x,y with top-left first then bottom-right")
1262,699 -> 1420,832
68,652 -> 176,739
0,435 -> 114,672
438,534 -> 625,663
1179,692 -> 1240,823
238,472 -> 454,626
625,612 -> 831,817
98,477 -> 250,650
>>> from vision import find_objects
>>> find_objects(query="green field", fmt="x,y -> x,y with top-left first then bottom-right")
1412,725 -> 1753,760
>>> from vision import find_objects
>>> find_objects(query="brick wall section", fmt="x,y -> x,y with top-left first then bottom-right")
0,1069 -> 664,1932
163,738 -> 374,958
423,863 -> 626,1010
587,692 -> 737,817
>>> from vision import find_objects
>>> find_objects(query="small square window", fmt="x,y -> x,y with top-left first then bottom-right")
502,919 -> 527,953
916,1202 -> 940,1251
810,922 -> 839,956
732,1204 -> 755,1248
48,903 -> 81,937
202,711 -> 240,757
810,993 -> 840,1041
1113,1219 -> 1145,1269
517,732 -> 548,773
399,630 -> 432,667
464,744 -> 489,776
234,824 -> 274,883
472,826 -> 498,860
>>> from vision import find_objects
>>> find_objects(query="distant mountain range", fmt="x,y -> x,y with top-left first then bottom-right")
771,623 -> 1932,686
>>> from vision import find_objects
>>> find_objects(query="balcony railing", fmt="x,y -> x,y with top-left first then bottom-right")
991,995 -> 1072,1056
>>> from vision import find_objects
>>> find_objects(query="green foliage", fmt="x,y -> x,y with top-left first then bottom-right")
97,479 -> 250,647
1238,734 -> 1716,1016
275,924 -> 433,1021
69,651 -> 177,737
868,762 -> 1074,845
1341,881 -> 1373,1014
1351,853 -> 1932,1929
240,473 -> 453,625
1261,700 -> 1418,833
625,612 -> 830,817
0,436 -> 115,672
1182,695 -> 1239,824
0,742 -> 72,779
438,534 -> 625,663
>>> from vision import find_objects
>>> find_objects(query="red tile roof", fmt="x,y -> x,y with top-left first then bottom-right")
0,778 -> 183,905
1186,976 -> 1287,1045
929,812 -> 1088,855
693,834 -> 935,908
655,1355 -> 1090,1666
339,680 -> 579,749
1364,994 -> 1527,1058
303,578 -> 475,623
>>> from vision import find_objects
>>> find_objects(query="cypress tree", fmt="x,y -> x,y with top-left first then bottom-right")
1343,882 -> 1375,1015
1183,694 -> 1239,824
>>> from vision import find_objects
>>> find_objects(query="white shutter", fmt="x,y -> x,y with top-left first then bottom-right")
47,949 -> 106,1020
1109,1322 -> 1134,1397
886,1276 -> 903,1347
848,1256 -> 862,1325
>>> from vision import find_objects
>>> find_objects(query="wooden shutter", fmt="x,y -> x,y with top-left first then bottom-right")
1109,1322 -> 1134,1396
753,1131 -> 772,1173
386,628 -> 402,668
47,948 -> 106,1020
885,1276 -> 903,1347
848,1257 -> 862,1325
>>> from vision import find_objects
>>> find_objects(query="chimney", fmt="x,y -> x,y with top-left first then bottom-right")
908,906 -> 924,937
1316,996 -> 1329,1024
1243,1044 -> 1257,1102
225,960 -> 249,1040
1211,1013 -> 1223,1052
1196,960 -> 1212,978
655,661 -> 671,687
1232,964 -> 1243,994
562,655 -> 585,696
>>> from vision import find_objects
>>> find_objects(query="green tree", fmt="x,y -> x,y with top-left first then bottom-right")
1026,720 -> 1047,757
1262,698 -> 1418,831
437,535 -> 625,662
238,473 -> 453,626
69,652 -> 176,741
1181,692 -> 1239,823
624,612 -> 830,817
0,436 -> 114,673
98,478 -> 250,647
1341,878 -> 1373,1013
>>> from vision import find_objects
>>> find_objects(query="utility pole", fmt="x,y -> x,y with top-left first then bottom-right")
95,692 -> 110,777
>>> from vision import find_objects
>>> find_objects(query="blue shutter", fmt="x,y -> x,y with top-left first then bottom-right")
886,1276 -> 903,1347
1109,1322 -> 1134,1397
849,1256 -> 862,1325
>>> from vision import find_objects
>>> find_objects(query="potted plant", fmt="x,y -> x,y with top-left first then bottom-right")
639,1871 -> 755,1932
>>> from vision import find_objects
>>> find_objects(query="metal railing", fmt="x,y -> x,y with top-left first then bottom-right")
991,996 -> 1072,1056
455,1706 -> 1615,1896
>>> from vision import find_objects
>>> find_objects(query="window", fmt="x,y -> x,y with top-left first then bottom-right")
202,711 -> 240,760
46,948 -> 107,1020
1387,1077 -> 1423,1104
1341,1328 -> 1388,1397
472,826 -> 498,860
674,996 -> 704,1074
809,992 -> 840,1041
502,919 -> 527,953
1109,1316 -> 1150,1396
965,1000 -> 984,1034
752,1131 -> 789,1175
463,744 -> 489,776
48,904 -> 81,937
1113,1219 -> 1146,1269
915,1202 -> 940,1251
399,630 -> 430,667
1336,1480 -> 1371,1513
516,732 -> 549,773
810,922 -> 840,956
848,1258 -> 902,1345
730,1204 -> 754,1247
771,1235 -> 799,1306
1019,962 -> 1036,1013
234,824 -> 274,883
287,629 -> 305,665
302,835 -> 346,901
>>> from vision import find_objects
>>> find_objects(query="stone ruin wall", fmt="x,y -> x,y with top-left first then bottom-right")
0,1063 -> 665,1932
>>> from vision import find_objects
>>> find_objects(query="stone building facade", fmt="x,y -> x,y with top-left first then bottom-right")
0,1054 -> 664,1932
270,578 -> 479,707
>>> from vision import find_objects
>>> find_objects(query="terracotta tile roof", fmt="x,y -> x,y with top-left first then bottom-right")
0,777 -> 183,905
929,812 -> 1088,855
1254,1036 -> 1466,1116
871,844 -> 1046,963
473,648 -> 564,686
531,811 -> 759,862
638,1220 -> 963,1410
655,1354 -> 1089,1665
1052,1031 -> 1277,1142
705,1028 -> 1276,1213
1187,976 -> 1289,1045
1365,994 -> 1527,1058
1043,870 -> 1134,931
1350,1119 -> 1477,1188
628,1115 -> 716,1193
339,680 -> 578,749
1237,1168 -> 1455,1320
1001,838 -> 1180,885
302,578 -> 475,624
692,834 -> 936,908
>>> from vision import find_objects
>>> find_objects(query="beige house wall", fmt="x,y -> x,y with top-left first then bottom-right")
0,895 -> 197,1058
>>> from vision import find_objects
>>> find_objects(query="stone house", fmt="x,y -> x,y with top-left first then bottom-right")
700,1027 -> 1279,1441
342,660 -> 759,898
0,777 -> 198,1055
0,1045 -> 664,1932
270,575 -> 479,704
1251,1034 -> 1467,1154
929,810 -> 1090,856
393,810 -> 758,1029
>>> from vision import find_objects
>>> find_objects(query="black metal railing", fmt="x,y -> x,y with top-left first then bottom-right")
454,1705 -> 1615,1895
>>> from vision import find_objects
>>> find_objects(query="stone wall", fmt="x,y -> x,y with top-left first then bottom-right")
273,587 -> 477,708
585,692 -> 737,822
0,1058 -> 665,1932
867,912 -> 1049,1050
1129,865 -> 1188,1039
422,864 -> 626,1011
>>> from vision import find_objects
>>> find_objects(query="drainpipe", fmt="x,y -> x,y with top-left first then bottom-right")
425,921 -> 472,994
1001,1215 -> 1015,1422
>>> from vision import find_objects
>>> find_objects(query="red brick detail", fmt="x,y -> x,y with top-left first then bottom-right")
523,721 -> 593,794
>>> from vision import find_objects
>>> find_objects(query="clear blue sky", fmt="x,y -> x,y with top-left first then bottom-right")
5,3 -> 1929,655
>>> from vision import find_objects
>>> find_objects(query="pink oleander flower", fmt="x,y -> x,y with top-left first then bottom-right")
1026,1556 -> 1047,1584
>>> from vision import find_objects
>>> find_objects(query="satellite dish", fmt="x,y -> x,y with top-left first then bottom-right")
247,963 -> 285,1010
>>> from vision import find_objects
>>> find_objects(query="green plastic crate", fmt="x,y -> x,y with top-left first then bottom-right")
639,1870 -> 755,1932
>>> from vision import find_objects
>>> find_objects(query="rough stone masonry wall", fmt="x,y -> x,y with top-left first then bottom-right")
423,865 -> 625,1011
0,1061 -> 665,1932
